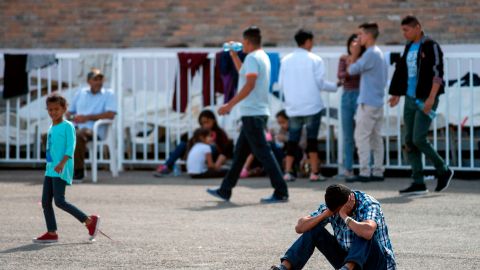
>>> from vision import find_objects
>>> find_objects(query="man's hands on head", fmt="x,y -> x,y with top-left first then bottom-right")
339,193 -> 355,220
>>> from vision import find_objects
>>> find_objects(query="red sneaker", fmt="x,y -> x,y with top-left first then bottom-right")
33,232 -> 58,244
86,215 -> 101,240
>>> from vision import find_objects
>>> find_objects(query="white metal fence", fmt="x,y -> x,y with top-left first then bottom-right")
1,49 -> 479,173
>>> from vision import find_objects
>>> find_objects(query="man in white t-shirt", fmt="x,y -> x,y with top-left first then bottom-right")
207,26 -> 289,204
279,29 -> 338,182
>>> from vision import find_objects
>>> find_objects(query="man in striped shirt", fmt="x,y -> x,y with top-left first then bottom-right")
271,184 -> 396,270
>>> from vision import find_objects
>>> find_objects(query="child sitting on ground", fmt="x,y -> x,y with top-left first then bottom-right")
186,128 -> 228,178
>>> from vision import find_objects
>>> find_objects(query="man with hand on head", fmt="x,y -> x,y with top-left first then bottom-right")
270,184 -> 396,270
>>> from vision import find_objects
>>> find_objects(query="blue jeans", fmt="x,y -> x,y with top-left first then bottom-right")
281,225 -> 387,270
288,110 -> 323,142
165,141 -> 188,169
341,91 -> 359,171
218,116 -> 288,199
42,176 -> 88,232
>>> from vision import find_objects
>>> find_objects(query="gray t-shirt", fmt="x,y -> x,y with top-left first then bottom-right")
348,46 -> 388,108
238,49 -> 271,116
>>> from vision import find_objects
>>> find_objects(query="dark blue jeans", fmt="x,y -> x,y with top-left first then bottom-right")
218,116 -> 288,199
165,141 -> 188,168
341,90 -> 359,171
281,225 -> 387,270
42,176 -> 88,232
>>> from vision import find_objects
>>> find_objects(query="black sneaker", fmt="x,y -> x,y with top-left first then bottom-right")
206,188 -> 229,202
435,168 -> 454,192
370,175 -> 385,182
260,195 -> 289,204
73,169 -> 84,180
399,183 -> 428,195
346,175 -> 370,183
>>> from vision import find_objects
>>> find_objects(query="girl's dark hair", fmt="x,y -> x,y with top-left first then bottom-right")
192,128 -> 210,144
198,109 -> 220,130
324,184 -> 352,211
346,34 -> 366,56
46,93 -> 68,108
276,109 -> 289,120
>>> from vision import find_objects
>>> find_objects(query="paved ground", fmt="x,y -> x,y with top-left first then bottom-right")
0,169 -> 479,269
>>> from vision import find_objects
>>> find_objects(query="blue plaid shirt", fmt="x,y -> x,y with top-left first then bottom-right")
310,191 -> 396,270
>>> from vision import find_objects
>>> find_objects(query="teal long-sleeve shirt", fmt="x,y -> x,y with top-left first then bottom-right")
45,120 -> 76,185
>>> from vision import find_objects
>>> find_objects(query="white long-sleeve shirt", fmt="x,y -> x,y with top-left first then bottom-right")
278,48 -> 337,117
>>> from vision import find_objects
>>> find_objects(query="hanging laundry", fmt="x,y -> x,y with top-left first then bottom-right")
267,52 -> 281,93
26,54 -> 57,72
217,51 -> 246,103
448,72 -> 480,87
172,52 -> 211,112
3,54 -> 29,99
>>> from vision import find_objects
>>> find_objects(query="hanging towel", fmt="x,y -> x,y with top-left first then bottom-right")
26,54 -> 57,72
172,52 -> 211,112
3,54 -> 29,99
267,52 -> 281,93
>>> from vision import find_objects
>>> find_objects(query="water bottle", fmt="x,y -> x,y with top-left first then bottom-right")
172,164 -> 181,176
415,99 -> 437,119
223,42 -> 243,52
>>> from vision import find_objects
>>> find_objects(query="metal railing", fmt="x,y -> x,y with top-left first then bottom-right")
1,49 -> 479,173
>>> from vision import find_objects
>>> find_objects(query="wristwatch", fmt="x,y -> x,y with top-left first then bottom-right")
344,216 -> 353,226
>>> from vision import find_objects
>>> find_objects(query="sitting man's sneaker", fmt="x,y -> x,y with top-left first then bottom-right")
370,175 -> 385,182
206,188 -> 229,202
33,232 -> 58,244
435,168 -> 454,192
86,215 -> 101,241
399,183 -> 428,195
309,173 -> 327,182
153,165 -> 171,177
73,169 -> 84,180
346,175 -> 370,183
283,172 -> 296,182
260,195 -> 288,204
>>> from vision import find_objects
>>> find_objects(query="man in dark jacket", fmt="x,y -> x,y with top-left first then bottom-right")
388,15 -> 453,195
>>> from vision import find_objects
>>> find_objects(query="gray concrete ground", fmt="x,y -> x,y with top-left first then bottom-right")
0,170 -> 479,269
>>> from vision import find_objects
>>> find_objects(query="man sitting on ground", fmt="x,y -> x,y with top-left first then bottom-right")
270,184 -> 396,270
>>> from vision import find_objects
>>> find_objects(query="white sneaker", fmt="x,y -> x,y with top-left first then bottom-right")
283,172 -> 296,182
310,173 -> 327,182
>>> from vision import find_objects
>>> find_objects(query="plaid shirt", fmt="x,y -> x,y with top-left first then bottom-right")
311,191 -> 396,270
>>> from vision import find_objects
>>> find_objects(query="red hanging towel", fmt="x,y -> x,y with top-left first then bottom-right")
173,52 -> 218,112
